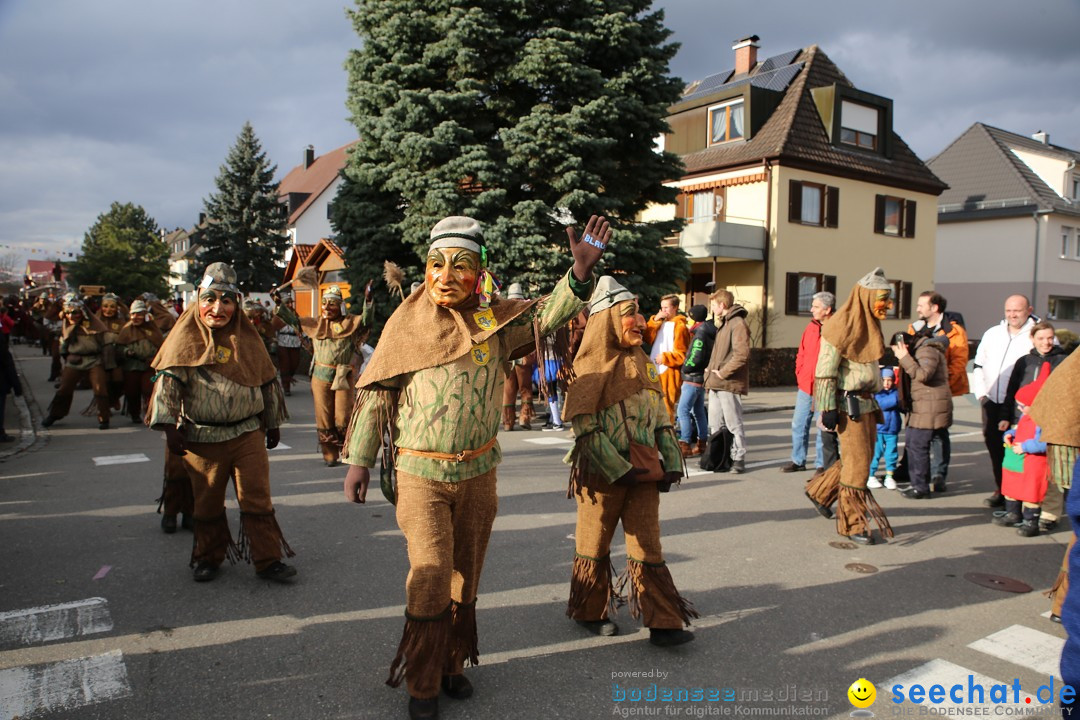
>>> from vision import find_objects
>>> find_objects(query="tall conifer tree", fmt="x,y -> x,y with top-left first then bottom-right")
198,122 -> 288,292
69,201 -> 169,298
333,0 -> 687,312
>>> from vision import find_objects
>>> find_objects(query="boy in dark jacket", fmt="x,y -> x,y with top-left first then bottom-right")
676,304 -> 713,456
868,368 -> 901,490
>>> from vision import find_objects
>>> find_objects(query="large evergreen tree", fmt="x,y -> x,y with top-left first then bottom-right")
68,201 -> 169,298
333,0 -> 688,313
197,122 -> 288,292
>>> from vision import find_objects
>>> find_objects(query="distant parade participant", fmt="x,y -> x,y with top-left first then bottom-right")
33,294 -> 63,382
274,291 -> 303,396
804,268 -> 895,546
562,276 -> 696,645
147,262 -> 295,582
500,282 -> 537,431
116,299 -> 163,423
244,299 -> 280,362
275,284 -> 371,466
41,298 -> 111,429
96,292 -> 127,409
341,215 -> 604,720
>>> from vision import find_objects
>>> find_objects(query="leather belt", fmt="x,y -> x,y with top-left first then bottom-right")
397,436 -> 498,463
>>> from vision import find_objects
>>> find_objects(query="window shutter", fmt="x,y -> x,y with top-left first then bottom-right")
825,186 -> 839,228
789,180 -> 802,223
785,272 -> 800,315
904,200 -> 917,238
824,275 -> 837,296
900,282 -> 913,319
873,195 -> 886,234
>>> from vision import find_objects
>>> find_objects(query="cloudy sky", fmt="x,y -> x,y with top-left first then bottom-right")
2,0 -> 1079,272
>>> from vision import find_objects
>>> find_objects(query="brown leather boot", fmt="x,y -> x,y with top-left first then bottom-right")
695,440 -> 707,456
678,441 -> 692,457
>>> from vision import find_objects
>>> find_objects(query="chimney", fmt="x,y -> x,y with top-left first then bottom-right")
304,145 -> 315,169
198,212 -> 206,226
733,35 -> 760,76
1032,130 -> 1049,145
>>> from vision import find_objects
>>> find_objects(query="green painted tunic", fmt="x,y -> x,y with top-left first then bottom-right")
813,338 -> 882,415
564,387 -> 682,483
344,271 -> 592,482
60,329 -> 104,371
148,366 -> 287,444
118,335 -> 159,372
275,302 -> 373,383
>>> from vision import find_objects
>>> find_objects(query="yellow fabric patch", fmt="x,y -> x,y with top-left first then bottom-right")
471,341 -> 491,366
81,320 -> 90,329
331,321 -> 344,335
646,362 -> 659,383
214,346 -> 233,363
473,308 -> 496,331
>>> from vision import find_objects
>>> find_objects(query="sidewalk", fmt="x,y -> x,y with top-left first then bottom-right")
742,384 -> 797,414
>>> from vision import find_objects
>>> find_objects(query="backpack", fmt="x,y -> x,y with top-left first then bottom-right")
699,429 -> 735,473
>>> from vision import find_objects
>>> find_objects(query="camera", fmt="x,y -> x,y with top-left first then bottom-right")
893,332 -> 913,346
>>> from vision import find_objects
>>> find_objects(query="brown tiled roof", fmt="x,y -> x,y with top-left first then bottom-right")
282,243 -> 317,285
278,142 -> 357,225
678,46 -> 946,196
929,122 -> 1080,217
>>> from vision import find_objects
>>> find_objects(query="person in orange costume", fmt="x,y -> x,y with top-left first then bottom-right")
644,294 -> 690,423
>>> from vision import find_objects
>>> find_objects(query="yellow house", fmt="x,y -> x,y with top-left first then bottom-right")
280,239 -> 351,319
650,36 -> 947,347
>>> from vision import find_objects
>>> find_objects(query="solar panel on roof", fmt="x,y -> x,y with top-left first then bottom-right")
756,49 -> 801,74
752,63 -> 803,92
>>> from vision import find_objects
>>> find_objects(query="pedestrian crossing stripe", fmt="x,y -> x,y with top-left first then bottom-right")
92,454 -> 150,466
967,624 -> 1063,678
881,658 -> 1030,708
0,598 -> 113,647
523,437 -> 574,446
0,649 -> 132,720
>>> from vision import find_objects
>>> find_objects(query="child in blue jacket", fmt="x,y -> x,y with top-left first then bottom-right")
868,367 -> 901,490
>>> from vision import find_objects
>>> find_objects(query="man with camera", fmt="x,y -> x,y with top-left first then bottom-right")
892,322 -> 952,499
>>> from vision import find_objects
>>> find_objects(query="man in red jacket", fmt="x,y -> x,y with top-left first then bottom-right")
781,291 -> 836,473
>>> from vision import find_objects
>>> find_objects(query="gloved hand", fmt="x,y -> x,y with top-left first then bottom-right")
344,465 -> 371,504
821,409 -> 838,432
164,426 -> 186,456
265,428 -> 280,450
613,467 -> 649,487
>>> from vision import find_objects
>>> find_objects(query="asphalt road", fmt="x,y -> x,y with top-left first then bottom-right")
0,343 -> 1070,720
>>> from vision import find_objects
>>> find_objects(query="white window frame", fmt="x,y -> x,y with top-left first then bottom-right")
840,100 -> 879,150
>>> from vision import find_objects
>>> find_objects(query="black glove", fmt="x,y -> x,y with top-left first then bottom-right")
614,467 -> 649,487
164,426 -> 186,456
821,409 -> 838,432
266,428 -> 280,450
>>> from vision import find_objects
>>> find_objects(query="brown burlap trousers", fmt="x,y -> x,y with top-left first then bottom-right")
806,412 -> 893,539
160,444 -> 194,518
123,368 -> 153,423
181,430 -> 293,573
48,365 -> 110,423
278,346 -> 301,394
501,364 -> 534,430
569,480 -> 696,630
1050,533 -> 1075,617
387,468 -> 499,701
311,376 -> 353,463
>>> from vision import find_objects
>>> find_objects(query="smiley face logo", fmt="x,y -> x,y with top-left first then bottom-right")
847,678 -> 876,709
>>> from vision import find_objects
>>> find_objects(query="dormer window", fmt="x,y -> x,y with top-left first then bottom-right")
708,99 -> 744,145
840,100 -> 879,150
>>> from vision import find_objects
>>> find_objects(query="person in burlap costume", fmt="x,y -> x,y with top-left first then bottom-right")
804,268 -> 895,546
341,215 -> 606,720
147,262 -> 296,582
34,294 -> 63,381
500,282 -> 538,431
244,299 -> 281,363
562,276 -> 697,646
275,284 -> 372,466
96,292 -> 128,410
41,299 -> 112,429
274,291 -> 304,396
116,299 -> 163,424
1028,347 -> 1080,625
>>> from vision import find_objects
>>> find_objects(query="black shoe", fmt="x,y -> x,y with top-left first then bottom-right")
1051,614 -> 1062,624
441,674 -> 473,700
324,458 -> 341,468
1040,519 -> 1059,532
1016,520 -> 1040,538
847,532 -> 875,545
255,561 -> 297,582
161,514 -> 178,534
193,562 -> 219,582
408,695 -> 439,719
984,492 -> 1005,508
901,488 -> 930,499
0,434 -> 14,443
931,476 -> 947,493
780,462 -> 806,473
98,421 -> 110,430
649,628 -> 695,647
805,491 -> 833,519
180,513 -> 194,531
730,459 -> 745,474
284,388 -> 291,397
576,619 -> 619,636
41,416 -> 57,428
992,511 -> 1022,527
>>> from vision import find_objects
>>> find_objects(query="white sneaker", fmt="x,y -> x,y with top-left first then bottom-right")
884,476 -> 897,490
866,476 -> 883,489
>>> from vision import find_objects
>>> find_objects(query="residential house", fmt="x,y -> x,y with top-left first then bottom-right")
649,36 -> 946,347
24,259 -> 66,289
279,238 -> 352,319
927,123 -> 1080,335
164,219 -> 205,307
277,142 -> 356,248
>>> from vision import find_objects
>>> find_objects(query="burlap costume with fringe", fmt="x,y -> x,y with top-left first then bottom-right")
563,292 -> 698,630
342,236 -> 590,701
116,315 -> 163,422
805,276 -> 894,541
147,278 -> 293,574
46,310 -> 111,423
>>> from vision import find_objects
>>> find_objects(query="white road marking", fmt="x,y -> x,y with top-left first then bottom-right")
0,650 -> 131,720
269,442 -> 291,450
523,437 -> 574,446
968,624 -> 1064,678
881,658 -> 1030,708
92,454 -> 150,466
0,598 -> 113,647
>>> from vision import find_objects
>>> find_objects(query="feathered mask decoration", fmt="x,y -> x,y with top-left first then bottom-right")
383,260 -> 405,301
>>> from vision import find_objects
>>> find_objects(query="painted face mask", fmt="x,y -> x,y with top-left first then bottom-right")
198,290 -> 236,328
617,300 -> 646,348
872,290 -> 893,320
426,247 -> 480,308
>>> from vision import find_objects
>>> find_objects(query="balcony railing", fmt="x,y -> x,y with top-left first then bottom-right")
673,220 -> 766,261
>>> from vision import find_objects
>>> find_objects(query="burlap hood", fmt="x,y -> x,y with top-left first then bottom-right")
313,313 -> 368,341
357,287 -> 537,388
562,302 -> 661,421
116,317 -> 164,348
150,304 -> 276,387
61,310 -> 108,340
1029,347 -> 1080,447
820,284 -> 886,363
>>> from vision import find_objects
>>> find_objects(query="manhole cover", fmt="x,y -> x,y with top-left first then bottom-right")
845,563 -> 878,574
829,541 -> 856,550
963,573 -> 1032,593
